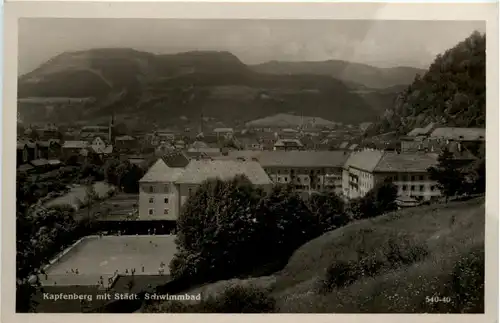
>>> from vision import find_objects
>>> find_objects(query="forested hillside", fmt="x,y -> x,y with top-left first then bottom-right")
367,31 -> 486,136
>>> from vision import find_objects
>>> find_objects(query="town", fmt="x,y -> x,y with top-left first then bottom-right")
15,19 -> 486,314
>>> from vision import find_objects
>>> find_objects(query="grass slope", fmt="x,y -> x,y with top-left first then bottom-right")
148,197 -> 485,313
273,197 -> 485,313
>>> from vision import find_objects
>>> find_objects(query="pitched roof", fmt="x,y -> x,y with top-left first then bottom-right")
17,141 -> 27,149
30,159 -> 50,167
213,128 -> 234,133
175,160 -> 271,185
373,152 -> 438,173
18,164 -> 34,172
257,151 -> 349,168
430,127 -> 485,141
190,141 -> 209,149
115,135 -> 135,141
139,158 -> 186,183
407,128 -> 424,137
161,151 -> 190,168
338,141 -> 349,149
63,141 -> 88,149
188,147 -> 221,154
348,144 -> 359,150
274,139 -> 303,147
343,150 -> 385,172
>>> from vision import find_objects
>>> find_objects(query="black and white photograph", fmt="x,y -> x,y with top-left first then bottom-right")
7,3 -> 496,316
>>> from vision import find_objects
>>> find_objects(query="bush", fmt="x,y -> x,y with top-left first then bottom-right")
347,180 -> 397,220
451,248 -> 484,313
319,231 -> 429,293
308,191 -> 350,232
200,285 -> 276,313
255,185 -> 320,256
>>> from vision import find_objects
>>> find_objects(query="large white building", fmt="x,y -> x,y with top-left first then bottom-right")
342,150 -> 441,202
256,151 -> 349,196
139,152 -> 272,221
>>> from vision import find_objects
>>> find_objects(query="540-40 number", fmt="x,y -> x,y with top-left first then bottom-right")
426,296 -> 451,303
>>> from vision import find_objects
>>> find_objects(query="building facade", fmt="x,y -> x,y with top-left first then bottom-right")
257,151 -> 348,196
342,150 -> 441,202
139,154 -> 272,221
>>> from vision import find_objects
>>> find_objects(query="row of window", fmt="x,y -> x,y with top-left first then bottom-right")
271,168 -> 339,175
149,197 -> 169,204
148,208 -> 169,215
389,175 -> 427,181
400,184 -> 437,192
145,185 -> 170,193
145,186 -> 195,195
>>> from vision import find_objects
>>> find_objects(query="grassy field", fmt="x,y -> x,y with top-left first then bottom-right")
45,182 -> 114,209
148,197 -> 485,313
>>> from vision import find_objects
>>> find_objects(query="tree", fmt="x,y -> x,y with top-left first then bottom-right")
83,179 -> 99,221
428,148 -> 465,201
308,191 -> 349,232
373,179 -> 398,213
347,179 -> 397,219
121,164 -> 144,193
255,185 -> 319,257
171,176 -> 265,281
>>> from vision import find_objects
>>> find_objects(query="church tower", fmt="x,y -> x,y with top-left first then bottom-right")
109,112 -> 115,144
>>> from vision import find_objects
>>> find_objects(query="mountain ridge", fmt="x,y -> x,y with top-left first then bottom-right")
17,48 -> 422,127
366,31 -> 486,136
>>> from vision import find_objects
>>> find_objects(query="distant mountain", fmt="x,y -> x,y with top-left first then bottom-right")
17,49 -> 410,127
250,60 -> 425,89
366,31 -> 486,136
246,113 -> 338,128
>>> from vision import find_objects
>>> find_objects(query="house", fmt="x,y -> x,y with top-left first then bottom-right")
138,152 -> 190,221
17,141 -> 30,166
256,151 -> 349,195
80,126 -> 110,140
37,140 -> 62,159
342,150 -> 440,201
17,140 -> 39,165
277,128 -> 299,140
402,127 -> 485,154
234,137 -> 263,151
407,122 -> 437,137
115,135 -> 138,151
62,141 -> 89,159
213,128 -> 234,139
149,130 -> 176,146
273,139 -> 303,151
429,127 -> 485,142
38,124 -> 60,141
138,154 -> 271,221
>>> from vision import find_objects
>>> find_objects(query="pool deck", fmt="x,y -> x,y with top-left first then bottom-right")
40,235 -> 178,286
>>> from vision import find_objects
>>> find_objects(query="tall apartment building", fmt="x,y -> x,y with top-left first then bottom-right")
342,150 -> 441,201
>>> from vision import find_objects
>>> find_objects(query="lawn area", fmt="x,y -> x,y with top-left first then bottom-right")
271,197 -> 485,313
146,197 -> 485,313
45,181 -> 114,209
99,193 -> 139,221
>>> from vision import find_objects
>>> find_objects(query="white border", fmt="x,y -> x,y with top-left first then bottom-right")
2,2 -> 498,323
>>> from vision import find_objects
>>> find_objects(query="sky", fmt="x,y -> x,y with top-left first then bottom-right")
18,18 -> 485,75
